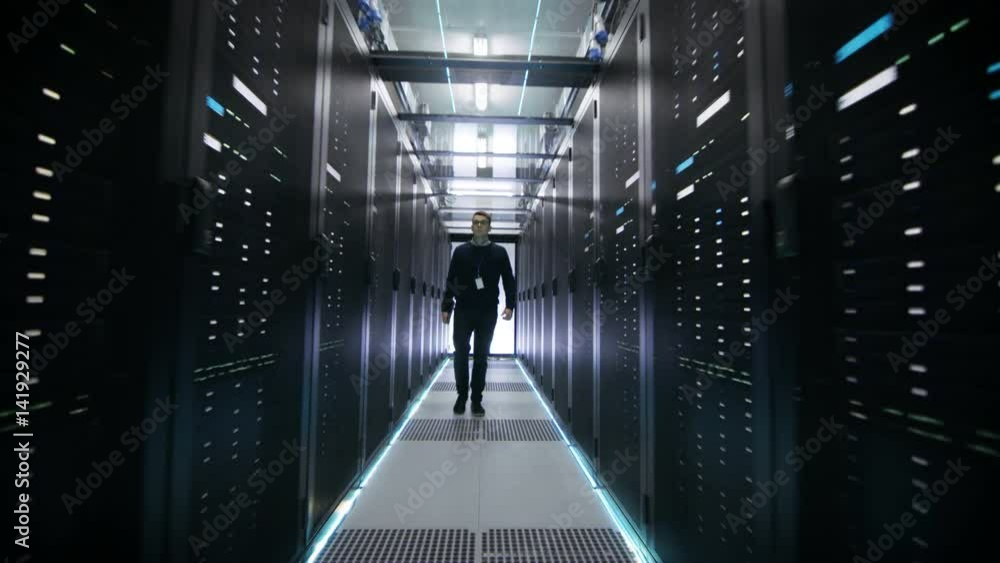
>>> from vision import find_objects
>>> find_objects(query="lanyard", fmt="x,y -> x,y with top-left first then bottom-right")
476,254 -> 486,278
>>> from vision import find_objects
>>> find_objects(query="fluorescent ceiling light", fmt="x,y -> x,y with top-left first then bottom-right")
449,190 -> 517,197
473,34 -> 488,57
475,82 -> 488,111
477,136 -> 488,168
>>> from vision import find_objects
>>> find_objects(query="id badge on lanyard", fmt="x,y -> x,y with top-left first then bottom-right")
475,255 -> 485,290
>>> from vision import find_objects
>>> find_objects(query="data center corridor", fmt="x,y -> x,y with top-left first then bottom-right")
4,0 -> 997,562
307,357 -> 645,562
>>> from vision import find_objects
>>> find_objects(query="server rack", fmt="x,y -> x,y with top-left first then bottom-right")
2,1 -> 172,559
362,94 -> 399,462
570,102 -> 599,463
553,157 -> 571,420
596,8 -> 646,527
789,1 -> 998,562
311,0 -> 371,543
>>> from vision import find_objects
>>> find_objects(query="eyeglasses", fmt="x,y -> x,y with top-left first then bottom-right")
472,220 -> 489,226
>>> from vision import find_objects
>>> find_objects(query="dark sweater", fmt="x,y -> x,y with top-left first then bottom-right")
442,241 -> 516,313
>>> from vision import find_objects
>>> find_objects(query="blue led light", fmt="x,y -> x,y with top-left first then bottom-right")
713,62 -> 719,71
616,206 -> 624,216
716,208 -> 723,214
990,89 -> 1000,101
989,61 -> 1000,75
675,156 -> 694,174
650,180 -> 657,191
784,83 -> 794,97
716,220 -> 723,226
835,13 -> 893,63
206,96 -> 224,116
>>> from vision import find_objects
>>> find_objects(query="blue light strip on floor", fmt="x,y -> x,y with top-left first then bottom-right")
513,359 -> 651,563
305,358 -> 452,563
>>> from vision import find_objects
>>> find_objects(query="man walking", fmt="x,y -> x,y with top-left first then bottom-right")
441,211 -> 515,417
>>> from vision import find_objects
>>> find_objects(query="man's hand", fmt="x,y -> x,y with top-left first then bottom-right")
441,311 -> 451,324
501,308 -> 513,320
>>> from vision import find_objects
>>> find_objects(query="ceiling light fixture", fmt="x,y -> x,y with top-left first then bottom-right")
473,34 -> 488,57
474,82 -> 488,111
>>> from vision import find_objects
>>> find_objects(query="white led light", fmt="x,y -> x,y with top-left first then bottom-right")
838,65 -> 898,111
899,103 -> 917,115
907,261 -> 925,269
37,133 -> 56,145
904,227 -> 923,236
232,74 -> 268,115
31,214 -> 50,223
696,90 -> 730,127
29,248 -> 47,256
322,162 -> 341,184
901,148 -> 920,159
42,88 -> 61,100
27,272 -> 45,280
903,181 -> 920,191
32,191 -> 51,201
203,133 -> 222,152
35,166 -> 53,178
677,184 -> 695,200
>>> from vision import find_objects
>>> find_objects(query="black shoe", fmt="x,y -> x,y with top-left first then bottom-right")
453,397 -> 466,415
471,402 -> 485,417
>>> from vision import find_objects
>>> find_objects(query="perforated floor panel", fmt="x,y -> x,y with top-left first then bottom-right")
481,528 -> 636,563
432,382 -> 534,393
397,418 -> 482,441
484,419 -> 562,441
317,529 -> 476,562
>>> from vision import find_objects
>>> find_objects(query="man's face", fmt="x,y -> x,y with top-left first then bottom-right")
471,215 -> 490,237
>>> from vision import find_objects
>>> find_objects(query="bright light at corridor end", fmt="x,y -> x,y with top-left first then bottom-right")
305,359 -> 452,563
513,359 -> 652,563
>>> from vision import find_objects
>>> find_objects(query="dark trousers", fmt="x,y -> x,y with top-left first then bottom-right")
452,306 -> 498,403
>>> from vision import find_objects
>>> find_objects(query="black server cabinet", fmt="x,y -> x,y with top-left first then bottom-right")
647,0 -> 761,560
2,1 -> 171,559
393,161 -> 416,419
530,218 -> 540,379
312,2 -> 370,539
596,11 -> 644,524
788,1 -> 999,561
363,96 -> 399,461
420,200 -> 431,385
553,157 -> 571,419
413,200 -> 424,386
159,0 -> 324,561
542,196 -> 553,392
570,112 -> 598,462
